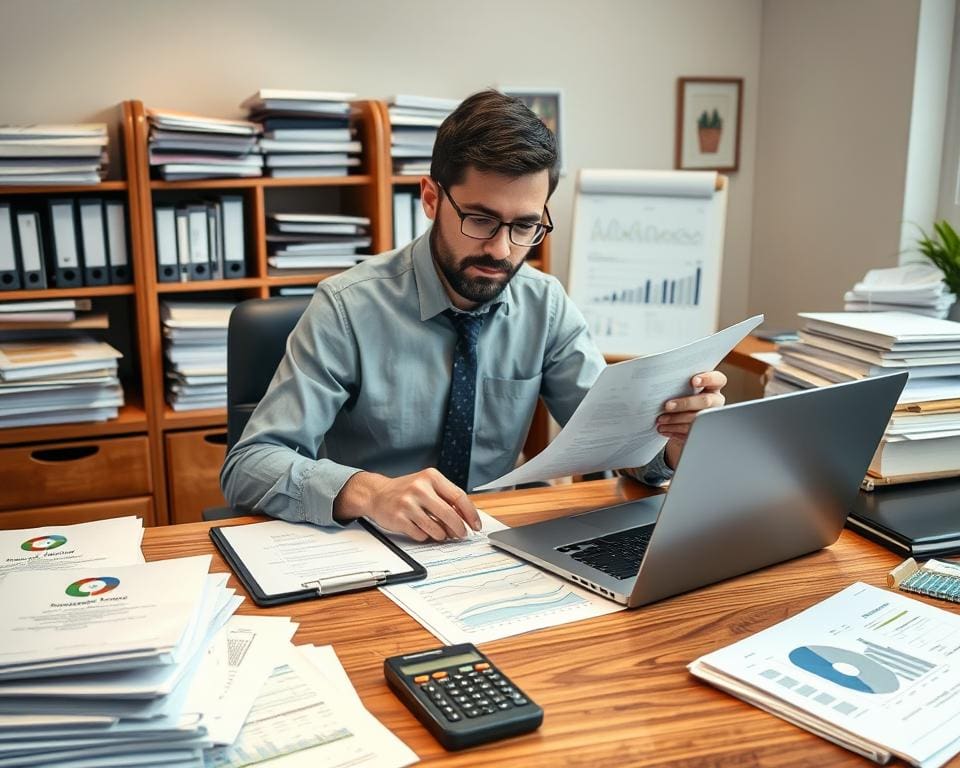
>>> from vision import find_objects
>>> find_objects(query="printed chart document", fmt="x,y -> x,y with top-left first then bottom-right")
204,644 -> 417,768
690,583 -> 960,767
0,517 -> 144,576
380,511 -> 623,645
475,314 -> 763,490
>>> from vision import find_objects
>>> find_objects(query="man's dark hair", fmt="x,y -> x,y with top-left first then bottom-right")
431,90 -> 560,197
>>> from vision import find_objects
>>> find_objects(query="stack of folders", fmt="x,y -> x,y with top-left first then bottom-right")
844,264 -> 956,319
0,198 -> 130,290
266,212 -> 371,271
0,553 -> 243,768
386,95 -> 460,175
765,311 -> 960,484
0,336 -> 123,428
392,190 -> 432,247
689,583 -> 960,767
242,89 -> 362,178
0,124 -> 108,185
153,195 -> 245,282
161,300 -> 233,412
0,299 -> 106,330
146,109 -> 262,181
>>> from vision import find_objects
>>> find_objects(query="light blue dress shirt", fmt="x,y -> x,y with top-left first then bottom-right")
221,232 -> 673,526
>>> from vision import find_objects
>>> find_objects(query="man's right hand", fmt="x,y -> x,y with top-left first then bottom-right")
333,468 -> 482,542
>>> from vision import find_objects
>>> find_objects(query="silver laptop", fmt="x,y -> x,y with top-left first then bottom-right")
488,373 -> 906,608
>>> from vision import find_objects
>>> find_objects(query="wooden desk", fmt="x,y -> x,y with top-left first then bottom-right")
142,480 -> 959,767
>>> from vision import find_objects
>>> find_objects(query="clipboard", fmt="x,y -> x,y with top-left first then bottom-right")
210,518 -> 426,607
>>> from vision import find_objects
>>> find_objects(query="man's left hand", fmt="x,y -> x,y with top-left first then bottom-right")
657,370 -> 727,469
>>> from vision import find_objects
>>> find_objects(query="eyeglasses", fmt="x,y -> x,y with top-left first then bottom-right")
439,184 -> 553,247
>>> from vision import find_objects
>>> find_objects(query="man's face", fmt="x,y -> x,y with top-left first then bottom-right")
426,167 -> 550,310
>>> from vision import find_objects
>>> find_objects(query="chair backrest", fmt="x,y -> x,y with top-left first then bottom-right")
227,296 -> 311,451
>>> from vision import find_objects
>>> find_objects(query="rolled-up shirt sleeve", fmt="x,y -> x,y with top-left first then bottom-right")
220,286 -> 362,526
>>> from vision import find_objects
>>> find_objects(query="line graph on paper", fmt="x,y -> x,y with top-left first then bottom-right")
378,512 -> 624,644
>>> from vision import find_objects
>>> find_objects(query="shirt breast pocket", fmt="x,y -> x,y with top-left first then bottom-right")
474,374 -> 543,479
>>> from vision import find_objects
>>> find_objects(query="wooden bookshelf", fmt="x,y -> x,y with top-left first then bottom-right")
0,97 -> 558,528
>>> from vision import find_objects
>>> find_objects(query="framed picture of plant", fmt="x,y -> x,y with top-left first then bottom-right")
675,77 -> 743,172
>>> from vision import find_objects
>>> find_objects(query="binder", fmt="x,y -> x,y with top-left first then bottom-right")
412,193 -> 431,237
153,205 -> 178,283
209,519 -> 426,607
186,206 -> 210,280
0,204 -> 21,291
207,204 -> 222,280
104,200 -> 131,283
15,212 -> 46,289
175,207 -> 190,282
393,191 -> 413,247
78,199 -> 109,286
47,199 -> 82,287
220,196 -> 245,278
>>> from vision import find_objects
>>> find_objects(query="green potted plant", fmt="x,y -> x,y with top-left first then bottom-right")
916,220 -> 960,303
697,109 -> 722,153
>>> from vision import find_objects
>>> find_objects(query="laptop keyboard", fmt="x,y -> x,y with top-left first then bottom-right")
555,525 -> 654,580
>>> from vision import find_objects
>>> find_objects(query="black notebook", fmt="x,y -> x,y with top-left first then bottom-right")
847,478 -> 960,557
211,518 -> 426,607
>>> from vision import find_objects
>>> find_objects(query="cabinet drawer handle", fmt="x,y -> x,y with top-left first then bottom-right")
204,432 -> 228,446
30,445 -> 100,463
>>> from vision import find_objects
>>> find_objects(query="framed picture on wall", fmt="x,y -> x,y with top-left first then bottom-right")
500,87 -> 566,175
676,77 -> 743,172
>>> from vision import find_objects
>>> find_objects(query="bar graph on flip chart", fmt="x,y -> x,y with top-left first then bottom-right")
568,170 -> 727,356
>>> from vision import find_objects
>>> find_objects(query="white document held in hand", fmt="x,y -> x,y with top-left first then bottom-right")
475,314 -> 763,490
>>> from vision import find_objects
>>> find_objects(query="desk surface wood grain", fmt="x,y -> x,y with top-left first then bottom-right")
141,479 -> 958,767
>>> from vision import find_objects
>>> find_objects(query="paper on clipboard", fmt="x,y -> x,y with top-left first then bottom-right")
474,314 -> 763,490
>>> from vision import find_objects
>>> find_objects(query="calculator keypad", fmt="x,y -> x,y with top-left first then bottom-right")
418,664 -> 529,722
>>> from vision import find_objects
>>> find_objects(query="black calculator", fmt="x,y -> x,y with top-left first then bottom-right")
384,643 -> 543,750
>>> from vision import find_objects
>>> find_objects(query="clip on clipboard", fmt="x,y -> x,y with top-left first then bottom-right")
210,517 -> 426,607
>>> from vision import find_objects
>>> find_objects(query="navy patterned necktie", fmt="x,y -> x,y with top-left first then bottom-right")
437,310 -> 486,491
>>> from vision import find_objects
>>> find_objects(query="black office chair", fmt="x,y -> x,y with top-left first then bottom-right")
202,296 -> 310,521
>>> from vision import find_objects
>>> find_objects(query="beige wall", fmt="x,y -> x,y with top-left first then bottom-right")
749,0 -> 922,329
0,0 -> 762,326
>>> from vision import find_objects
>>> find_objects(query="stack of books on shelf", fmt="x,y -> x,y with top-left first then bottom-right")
843,263 -> 956,319
266,213 -> 371,271
153,195 -> 246,282
146,109 -> 262,181
386,95 -> 460,176
0,298 -> 107,330
161,300 -> 233,412
242,89 -> 361,178
765,311 -> 960,485
0,331 -> 124,429
0,124 -> 108,185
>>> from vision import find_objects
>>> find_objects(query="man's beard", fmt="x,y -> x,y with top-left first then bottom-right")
430,220 -> 523,304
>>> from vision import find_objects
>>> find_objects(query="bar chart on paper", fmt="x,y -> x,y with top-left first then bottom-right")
379,512 -> 623,645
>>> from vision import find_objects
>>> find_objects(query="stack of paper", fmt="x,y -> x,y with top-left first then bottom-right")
243,90 -> 361,178
0,299 -> 106,330
266,213 -> 371,271
765,312 -> 960,483
386,95 -> 460,176
0,554 -> 243,768
147,109 -> 262,181
844,264 -> 956,319
0,124 -> 108,185
0,337 -> 124,428
196,618 -> 417,768
161,301 -> 234,412
690,583 -> 960,767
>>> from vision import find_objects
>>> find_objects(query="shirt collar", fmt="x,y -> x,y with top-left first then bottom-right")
412,231 -> 515,321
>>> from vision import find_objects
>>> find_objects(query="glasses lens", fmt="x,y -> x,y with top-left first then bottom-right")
510,223 -> 545,246
461,215 -> 500,240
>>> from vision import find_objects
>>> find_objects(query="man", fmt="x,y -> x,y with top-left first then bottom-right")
221,90 -> 726,542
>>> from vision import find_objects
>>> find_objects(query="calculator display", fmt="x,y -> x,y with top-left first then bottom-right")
400,651 -> 482,675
